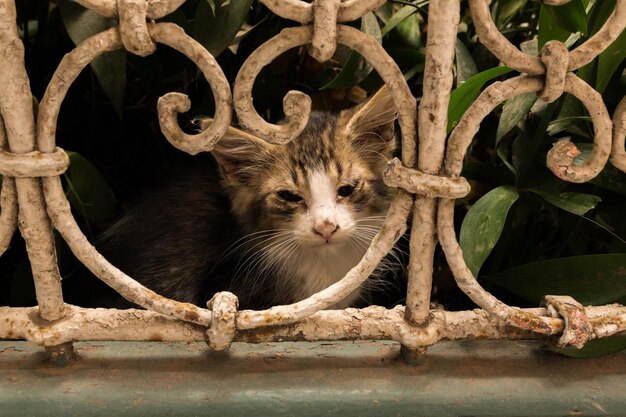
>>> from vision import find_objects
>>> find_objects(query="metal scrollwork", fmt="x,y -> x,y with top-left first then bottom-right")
0,0 -> 623,353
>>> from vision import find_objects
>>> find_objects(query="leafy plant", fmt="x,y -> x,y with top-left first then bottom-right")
454,0 -> 626,357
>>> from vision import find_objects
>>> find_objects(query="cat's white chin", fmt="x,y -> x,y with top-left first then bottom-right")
280,234 -> 368,308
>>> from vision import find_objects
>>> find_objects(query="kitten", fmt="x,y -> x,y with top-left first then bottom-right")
69,88 -> 401,310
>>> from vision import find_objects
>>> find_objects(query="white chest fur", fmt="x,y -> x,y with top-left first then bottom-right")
280,241 -> 367,309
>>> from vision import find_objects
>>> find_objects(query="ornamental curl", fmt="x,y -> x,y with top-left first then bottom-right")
36,22 -> 231,325
469,0 -> 626,75
439,73 -> 612,335
234,24 -> 417,329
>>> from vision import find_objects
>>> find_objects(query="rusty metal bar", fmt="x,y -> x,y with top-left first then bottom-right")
1,304 -> 625,347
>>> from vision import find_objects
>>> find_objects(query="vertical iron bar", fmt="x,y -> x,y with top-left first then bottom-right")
402,0 -> 460,361
0,0 -> 66,324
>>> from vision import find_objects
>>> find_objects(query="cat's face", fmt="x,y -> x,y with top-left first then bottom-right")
211,87 -> 397,253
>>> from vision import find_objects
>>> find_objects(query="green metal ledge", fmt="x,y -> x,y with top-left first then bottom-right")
0,340 -> 624,416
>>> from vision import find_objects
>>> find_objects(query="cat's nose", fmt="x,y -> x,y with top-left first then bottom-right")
314,221 -> 339,242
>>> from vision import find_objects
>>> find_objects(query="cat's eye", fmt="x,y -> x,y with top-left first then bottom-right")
277,190 -> 303,203
338,184 -> 356,197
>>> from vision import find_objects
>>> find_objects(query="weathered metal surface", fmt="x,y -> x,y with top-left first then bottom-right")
1,340 -> 625,417
117,0 -> 156,56
405,0 -> 459,333
308,0 -> 340,62
545,74 -> 612,183
383,158 -> 470,199
439,73 -> 613,336
545,295 -> 592,349
0,147 -> 69,177
538,40 -> 569,103
0,0 -> 66,323
32,22 -> 219,326
207,292 -> 239,351
0,0 -> 624,356
2,305 -> 625,348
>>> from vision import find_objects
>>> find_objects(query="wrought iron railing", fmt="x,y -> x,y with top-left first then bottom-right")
0,0 -> 624,361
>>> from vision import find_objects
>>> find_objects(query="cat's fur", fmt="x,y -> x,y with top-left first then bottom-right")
67,88 -> 401,310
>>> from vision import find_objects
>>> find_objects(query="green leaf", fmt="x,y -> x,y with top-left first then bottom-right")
321,13 -> 381,90
496,92 -> 537,142
359,48 -> 425,90
373,2 -> 393,24
64,152 -> 116,227
514,99 -> 558,188
447,66 -> 514,134
454,39 -> 478,85
545,337 -> 626,359
395,10 -> 421,49
547,116 -> 592,136
193,0 -> 253,57
59,1 -> 126,117
495,0 -> 528,28
587,0 -> 616,34
545,0 -> 587,34
538,5 -> 571,48
495,92 -> 537,175
590,164 -> 626,196
584,1 -> 621,93
489,254 -> 626,305
461,161 -> 515,186
596,25 -> 626,93
59,1 -> 113,51
205,0 -> 216,16
460,186 -> 520,276
532,190 -> 601,216
380,5 -> 418,37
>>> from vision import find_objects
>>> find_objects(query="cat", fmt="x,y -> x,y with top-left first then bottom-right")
66,87 -> 403,310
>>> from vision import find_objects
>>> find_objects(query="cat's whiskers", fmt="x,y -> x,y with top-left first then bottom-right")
348,220 -> 406,296
231,231 -> 293,284
215,229 -> 292,265
255,235 -> 300,280
256,236 -> 303,304
263,238 -> 302,302
346,215 -> 386,251
235,231 -> 302,304
345,234 -> 366,254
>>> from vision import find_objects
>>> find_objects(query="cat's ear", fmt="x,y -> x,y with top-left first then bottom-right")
343,86 -> 397,159
197,118 -> 273,182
